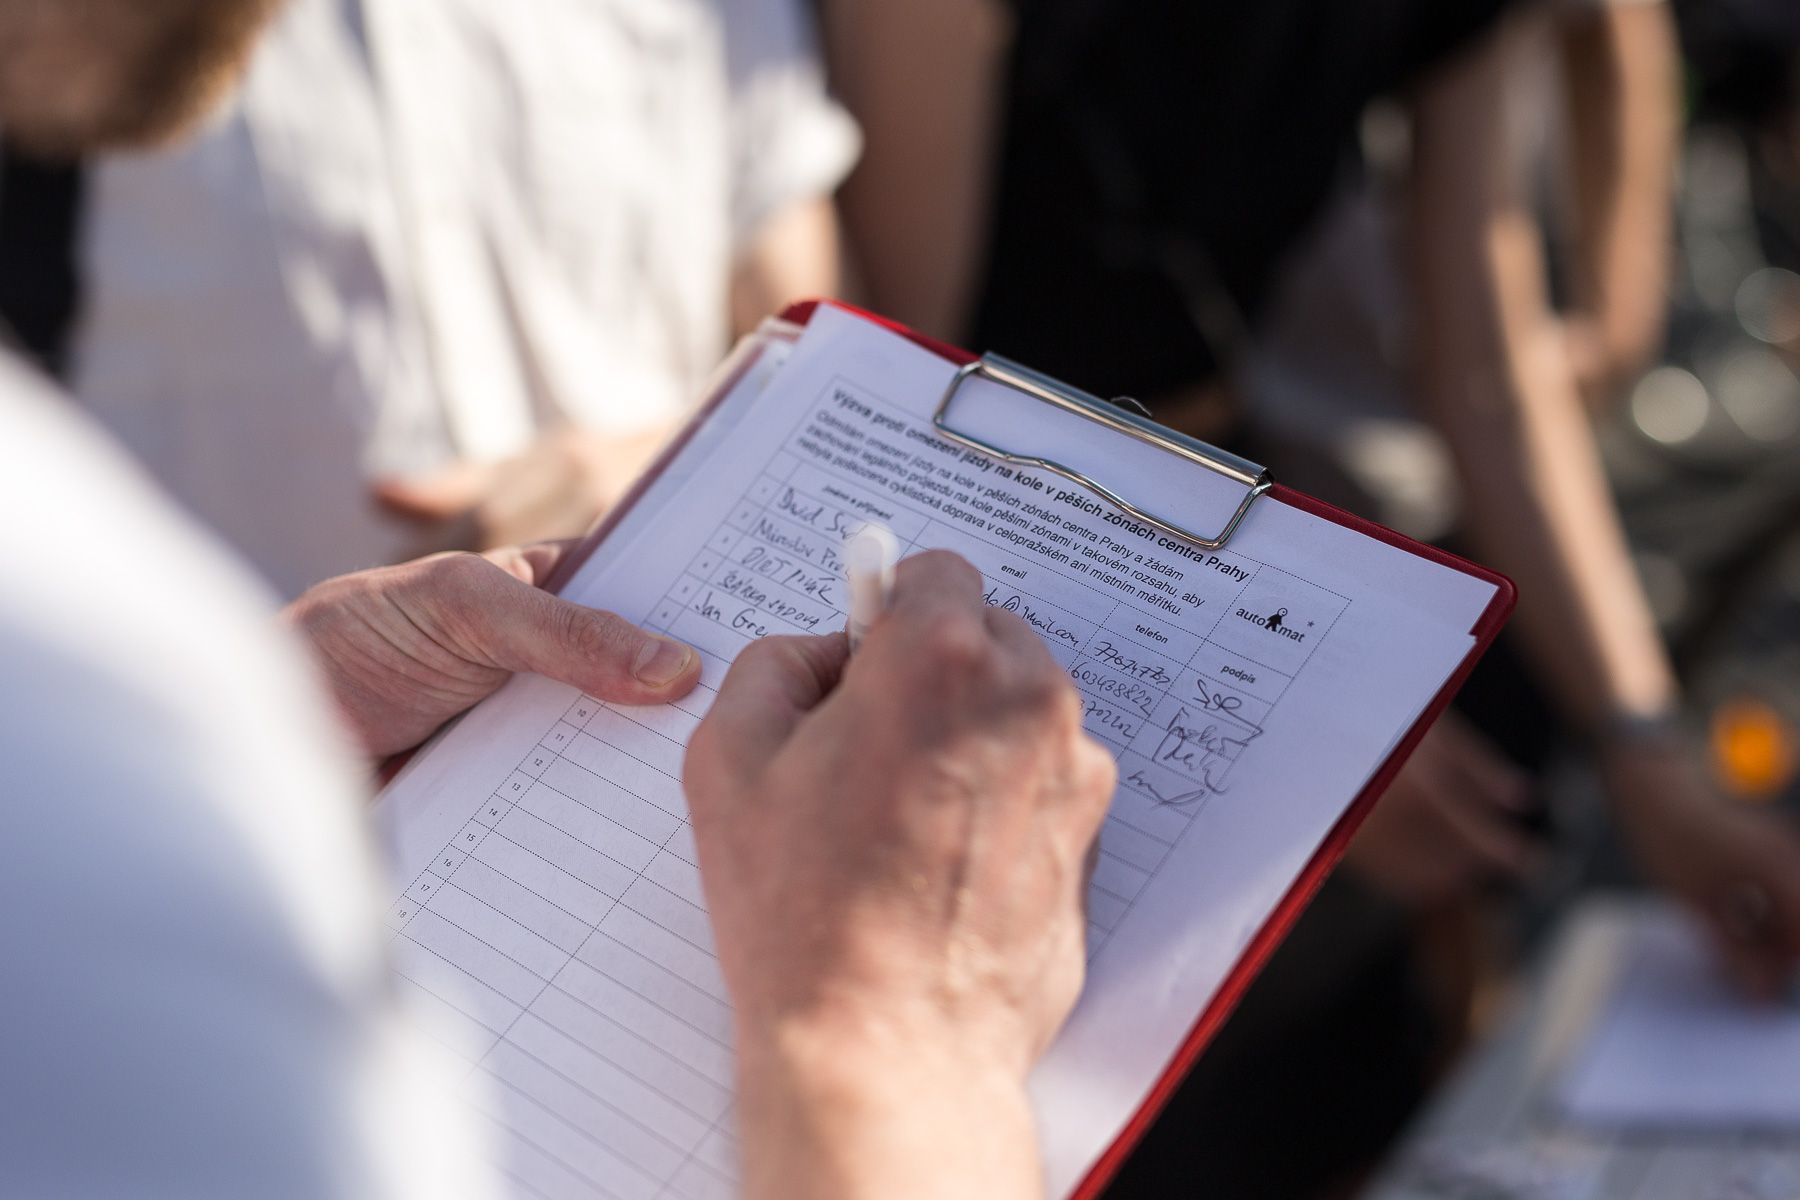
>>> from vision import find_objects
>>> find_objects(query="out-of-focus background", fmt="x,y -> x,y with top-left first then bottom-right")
1600,0 -> 1800,852
1362,2 -> 1800,1194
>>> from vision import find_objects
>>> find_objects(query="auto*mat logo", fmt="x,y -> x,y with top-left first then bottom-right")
1234,604 -> 1311,643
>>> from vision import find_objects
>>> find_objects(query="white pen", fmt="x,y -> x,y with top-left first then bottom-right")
845,523 -> 899,652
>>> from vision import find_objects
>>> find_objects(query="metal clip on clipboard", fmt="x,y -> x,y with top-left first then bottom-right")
932,354 -> 1274,552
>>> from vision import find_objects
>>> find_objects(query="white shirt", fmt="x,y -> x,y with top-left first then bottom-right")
71,0 -> 858,598
0,353 -> 492,1198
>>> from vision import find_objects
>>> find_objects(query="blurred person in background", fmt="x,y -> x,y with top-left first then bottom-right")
0,0 -> 857,598
827,0 -> 1800,1193
1676,0 -> 1800,288
0,3 -> 1115,1196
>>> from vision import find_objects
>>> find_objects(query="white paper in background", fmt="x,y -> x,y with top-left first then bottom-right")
1558,905 -> 1800,1131
373,303 -> 1496,1200
1391,1133 -> 1610,1200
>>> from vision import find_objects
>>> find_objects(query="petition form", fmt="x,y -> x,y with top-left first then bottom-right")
374,305 -> 1498,1199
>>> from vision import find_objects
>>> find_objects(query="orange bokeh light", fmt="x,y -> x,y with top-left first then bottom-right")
1710,698 -> 1798,800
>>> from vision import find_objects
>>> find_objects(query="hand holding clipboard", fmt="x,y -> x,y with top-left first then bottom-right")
374,300 -> 1514,1198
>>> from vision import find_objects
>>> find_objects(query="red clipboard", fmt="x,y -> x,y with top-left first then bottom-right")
546,298 -> 1516,1196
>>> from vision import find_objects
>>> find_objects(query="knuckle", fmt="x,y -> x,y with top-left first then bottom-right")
425,550 -> 495,594
903,548 -> 982,593
1078,741 -> 1118,808
917,612 -> 994,678
983,606 -> 1036,644
728,634 -> 790,680
433,549 -> 488,579
682,724 -> 721,798
1015,657 -> 1082,725
561,606 -> 637,668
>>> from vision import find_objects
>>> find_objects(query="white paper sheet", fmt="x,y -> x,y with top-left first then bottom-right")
1558,905 -> 1800,1132
374,305 -> 1495,1199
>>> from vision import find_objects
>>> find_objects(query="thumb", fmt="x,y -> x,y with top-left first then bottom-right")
374,461 -> 497,521
483,574 -> 702,705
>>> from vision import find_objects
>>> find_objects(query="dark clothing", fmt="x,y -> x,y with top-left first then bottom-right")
0,147 -> 83,378
972,1 -> 1515,404
1101,874 -> 1441,1200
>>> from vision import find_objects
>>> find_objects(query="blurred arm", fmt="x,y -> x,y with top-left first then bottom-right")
1413,14 -> 1800,993
820,0 -> 1014,339
731,194 -> 847,336
1407,10 -> 1678,735
1559,1 -> 1680,406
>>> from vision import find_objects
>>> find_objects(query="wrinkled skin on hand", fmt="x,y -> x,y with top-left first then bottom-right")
284,541 -> 699,759
684,550 -> 1116,1200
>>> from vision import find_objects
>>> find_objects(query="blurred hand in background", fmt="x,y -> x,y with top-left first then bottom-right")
1607,735 -> 1800,1001
373,422 -> 679,556
1346,710 -> 1540,910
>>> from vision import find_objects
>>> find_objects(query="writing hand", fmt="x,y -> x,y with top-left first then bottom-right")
684,550 -> 1116,1200
1345,710 -> 1539,908
374,425 -> 675,554
284,541 -> 700,759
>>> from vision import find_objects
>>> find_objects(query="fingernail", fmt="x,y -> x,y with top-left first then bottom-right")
633,637 -> 696,687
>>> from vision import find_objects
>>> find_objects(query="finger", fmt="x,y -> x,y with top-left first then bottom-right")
1764,846 -> 1800,963
1444,746 -> 1533,816
1723,870 -> 1800,975
1708,899 -> 1788,1005
980,605 -> 1074,710
981,604 -> 1051,660
885,550 -> 985,628
482,540 -> 584,588
1436,789 -> 1539,880
1707,819 -> 1800,993
478,454 -> 604,550
1070,736 -> 1119,833
1079,836 -> 1102,931
691,634 -> 850,786
477,456 -> 567,542
474,570 -> 703,704
400,513 -> 484,559
373,462 -> 496,522
1436,717 -> 1533,813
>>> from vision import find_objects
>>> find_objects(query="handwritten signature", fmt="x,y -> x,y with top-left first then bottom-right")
1121,704 -> 1264,804
691,589 -> 774,637
751,517 -> 845,575
739,544 -> 839,606
1122,770 -> 1212,809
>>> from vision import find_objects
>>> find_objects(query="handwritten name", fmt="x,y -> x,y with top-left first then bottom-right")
691,589 -> 773,638
1144,704 -> 1265,797
1122,770 -> 1211,809
739,544 -> 839,605
751,517 -> 846,575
